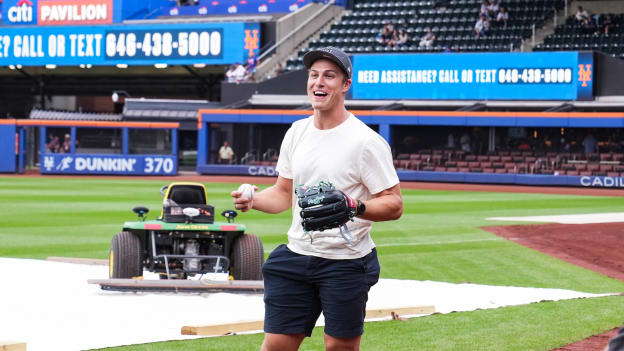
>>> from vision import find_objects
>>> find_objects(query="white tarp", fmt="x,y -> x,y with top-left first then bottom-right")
0,258 -> 610,351
487,212 -> 624,224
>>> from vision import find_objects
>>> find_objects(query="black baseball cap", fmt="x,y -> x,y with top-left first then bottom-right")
302,46 -> 353,79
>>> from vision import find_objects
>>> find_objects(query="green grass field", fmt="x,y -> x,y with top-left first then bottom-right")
1,176 -> 623,350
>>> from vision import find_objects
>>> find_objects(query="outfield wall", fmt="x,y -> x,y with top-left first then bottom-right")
196,109 -> 624,188
196,164 -> 624,188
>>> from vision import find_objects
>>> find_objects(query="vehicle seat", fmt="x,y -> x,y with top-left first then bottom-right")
168,185 -> 206,205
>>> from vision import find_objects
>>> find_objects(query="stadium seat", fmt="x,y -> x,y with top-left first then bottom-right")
169,185 -> 206,205
600,164 -> 614,172
575,164 -> 587,171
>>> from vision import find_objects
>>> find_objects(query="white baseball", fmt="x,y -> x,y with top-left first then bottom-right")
237,183 -> 254,200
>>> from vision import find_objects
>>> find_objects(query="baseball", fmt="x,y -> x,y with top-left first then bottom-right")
237,183 -> 254,200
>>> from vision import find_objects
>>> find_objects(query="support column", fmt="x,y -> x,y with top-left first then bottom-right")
122,128 -> 129,155
488,127 -> 496,153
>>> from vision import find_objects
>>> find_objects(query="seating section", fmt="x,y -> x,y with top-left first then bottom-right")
286,0 -> 564,71
235,148 -> 623,176
393,149 -> 624,176
535,14 -> 624,58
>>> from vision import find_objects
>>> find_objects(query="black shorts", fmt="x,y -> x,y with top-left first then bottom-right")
262,244 -> 380,338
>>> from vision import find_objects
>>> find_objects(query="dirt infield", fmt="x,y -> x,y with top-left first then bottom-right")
482,223 -> 624,350
482,223 -> 624,282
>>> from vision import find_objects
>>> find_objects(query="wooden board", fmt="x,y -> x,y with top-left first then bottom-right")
0,341 -> 27,351
181,305 -> 435,336
182,320 -> 264,336
365,305 -> 435,319
88,278 -> 264,293
47,256 -> 108,265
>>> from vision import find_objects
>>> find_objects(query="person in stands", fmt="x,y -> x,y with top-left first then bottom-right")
218,140 -> 235,164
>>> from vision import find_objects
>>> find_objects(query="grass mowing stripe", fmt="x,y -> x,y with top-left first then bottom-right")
261,238 -> 503,253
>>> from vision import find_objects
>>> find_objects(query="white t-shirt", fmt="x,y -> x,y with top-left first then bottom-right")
219,145 -> 234,160
276,113 -> 399,259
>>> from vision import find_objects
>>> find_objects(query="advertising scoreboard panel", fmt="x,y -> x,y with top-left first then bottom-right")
161,0 -> 316,17
40,154 -> 177,175
0,22 -> 260,66
352,51 -> 594,101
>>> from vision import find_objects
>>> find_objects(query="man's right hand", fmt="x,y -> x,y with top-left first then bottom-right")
231,185 -> 258,212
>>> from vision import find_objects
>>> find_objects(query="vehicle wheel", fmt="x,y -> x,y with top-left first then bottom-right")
231,233 -> 264,280
109,231 -> 142,279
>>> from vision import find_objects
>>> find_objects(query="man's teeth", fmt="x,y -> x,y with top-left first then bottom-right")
314,91 -> 327,96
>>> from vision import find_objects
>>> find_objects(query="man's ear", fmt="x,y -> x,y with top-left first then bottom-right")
343,78 -> 352,93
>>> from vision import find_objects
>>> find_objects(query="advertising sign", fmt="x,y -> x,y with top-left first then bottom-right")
40,154 -> 177,175
2,0 -> 114,25
351,52 -> 594,101
0,22 -> 259,66
162,0 -> 314,17
3,0 -> 37,25
38,0 -> 113,26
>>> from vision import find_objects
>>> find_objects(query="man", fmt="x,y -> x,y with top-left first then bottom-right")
225,64 -> 239,83
246,52 -> 260,81
218,141 -> 234,164
575,6 -> 590,23
231,47 -> 403,351
475,14 -> 490,38
419,27 -> 436,48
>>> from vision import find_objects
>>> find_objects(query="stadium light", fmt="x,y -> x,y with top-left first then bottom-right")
116,64 -> 128,69
111,90 -> 130,103
154,63 -> 168,69
45,64 -> 57,69
193,63 -> 206,68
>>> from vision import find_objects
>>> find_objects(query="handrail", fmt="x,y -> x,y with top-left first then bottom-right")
257,0 -> 337,62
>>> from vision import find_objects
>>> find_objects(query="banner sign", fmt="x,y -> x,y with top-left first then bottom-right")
352,51 -> 594,101
2,0 -> 113,26
161,0 -> 313,17
0,22 -> 259,66
39,0 -> 113,26
579,176 -> 624,188
3,0 -> 37,25
197,164 -> 278,176
41,154 -> 177,175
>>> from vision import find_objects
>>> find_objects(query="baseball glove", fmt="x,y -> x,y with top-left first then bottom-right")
296,181 -> 358,244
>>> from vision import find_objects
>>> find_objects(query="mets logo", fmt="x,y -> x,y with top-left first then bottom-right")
578,64 -> 592,87
244,29 -> 259,56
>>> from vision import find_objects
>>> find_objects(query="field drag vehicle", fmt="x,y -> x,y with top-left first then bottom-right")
108,182 -> 264,282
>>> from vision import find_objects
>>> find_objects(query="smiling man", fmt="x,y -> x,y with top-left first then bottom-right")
231,46 -> 403,351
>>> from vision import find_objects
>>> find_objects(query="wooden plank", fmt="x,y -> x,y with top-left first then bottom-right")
181,305 -> 435,336
88,278 -> 264,293
47,256 -> 108,265
0,341 -> 27,351
181,320 -> 264,336
365,305 -> 435,319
